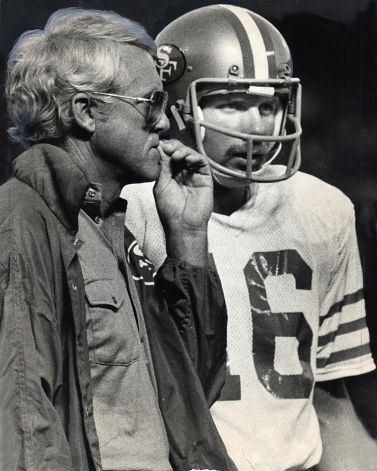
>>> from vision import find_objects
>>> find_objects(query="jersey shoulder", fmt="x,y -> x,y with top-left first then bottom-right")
286,171 -> 355,234
121,182 -> 165,267
121,181 -> 156,214
121,181 -> 159,232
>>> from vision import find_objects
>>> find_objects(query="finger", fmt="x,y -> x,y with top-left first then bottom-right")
158,143 -> 210,179
160,139 -> 208,168
176,153 -> 207,169
157,144 -> 172,172
154,145 -> 173,195
158,142 -> 194,164
159,139 -> 182,154
160,139 -> 201,159
171,151 -> 209,173
166,144 -> 205,163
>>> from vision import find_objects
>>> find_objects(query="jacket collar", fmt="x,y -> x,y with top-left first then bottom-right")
13,143 -> 91,234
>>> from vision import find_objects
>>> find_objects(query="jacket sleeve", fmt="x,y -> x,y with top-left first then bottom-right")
124,227 -> 234,471
0,218 -> 72,470
155,256 -> 228,406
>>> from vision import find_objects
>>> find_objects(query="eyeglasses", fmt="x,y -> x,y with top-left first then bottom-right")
89,90 -> 168,126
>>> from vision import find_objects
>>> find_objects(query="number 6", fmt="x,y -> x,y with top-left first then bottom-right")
244,250 -> 314,399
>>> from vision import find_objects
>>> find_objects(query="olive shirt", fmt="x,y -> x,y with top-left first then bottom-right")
0,144 -> 234,471
77,200 -> 171,471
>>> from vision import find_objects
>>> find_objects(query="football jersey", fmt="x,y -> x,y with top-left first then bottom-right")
121,171 -> 375,471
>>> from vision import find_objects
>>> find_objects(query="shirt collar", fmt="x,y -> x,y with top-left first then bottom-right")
13,143 -> 89,233
82,184 -> 128,223
13,143 -> 127,234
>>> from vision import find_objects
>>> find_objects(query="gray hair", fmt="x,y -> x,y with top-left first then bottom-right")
5,8 -> 156,147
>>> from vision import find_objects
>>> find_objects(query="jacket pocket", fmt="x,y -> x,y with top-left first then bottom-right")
85,279 -> 140,366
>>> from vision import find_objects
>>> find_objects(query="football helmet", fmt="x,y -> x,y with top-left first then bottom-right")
156,4 -> 302,185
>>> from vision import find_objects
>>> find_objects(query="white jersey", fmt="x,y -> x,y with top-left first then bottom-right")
121,171 -> 375,471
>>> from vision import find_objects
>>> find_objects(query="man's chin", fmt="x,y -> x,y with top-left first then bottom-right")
131,148 -> 162,183
121,164 -> 161,186
136,168 -> 161,184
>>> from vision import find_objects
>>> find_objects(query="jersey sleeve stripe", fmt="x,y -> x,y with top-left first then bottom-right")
316,354 -> 375,381
317,343 -> 371,369
317,317 -> 368,348
317,327 -> 370,359
319,288 -> 364,326
319,300 -> 365,337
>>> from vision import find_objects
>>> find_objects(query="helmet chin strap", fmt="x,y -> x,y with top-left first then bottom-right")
252,142 -> 282,173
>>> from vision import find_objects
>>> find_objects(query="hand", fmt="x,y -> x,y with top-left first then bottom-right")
154,139 -> 213,232
153,139 -> 213,266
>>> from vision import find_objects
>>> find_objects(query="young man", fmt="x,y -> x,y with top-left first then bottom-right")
123,5 -> 377,470
0,8 -> 235,471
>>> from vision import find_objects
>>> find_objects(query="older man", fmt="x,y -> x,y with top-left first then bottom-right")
0,8 -> 234,471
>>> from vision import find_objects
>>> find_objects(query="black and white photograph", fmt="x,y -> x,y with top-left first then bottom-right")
0,1 -> 376,470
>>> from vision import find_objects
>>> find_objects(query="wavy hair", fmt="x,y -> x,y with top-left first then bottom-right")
5,8 -> 156,147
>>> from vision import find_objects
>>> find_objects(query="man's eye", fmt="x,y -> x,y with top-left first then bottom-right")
259,102 -> 276,116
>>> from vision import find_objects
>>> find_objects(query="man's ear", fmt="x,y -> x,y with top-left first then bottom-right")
71,93 -> 96,133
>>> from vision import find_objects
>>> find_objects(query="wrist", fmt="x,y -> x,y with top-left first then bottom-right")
165,226 -> 208,267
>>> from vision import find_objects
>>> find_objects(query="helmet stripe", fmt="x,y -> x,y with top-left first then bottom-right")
251,13 -> 279,78
218,7 -> 255,77
220,4 -> 269,79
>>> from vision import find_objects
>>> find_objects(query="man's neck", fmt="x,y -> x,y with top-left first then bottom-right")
213,183 -> 256,216
63,137 -> 123,216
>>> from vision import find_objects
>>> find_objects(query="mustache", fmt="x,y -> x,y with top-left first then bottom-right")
226,142 -> 274,158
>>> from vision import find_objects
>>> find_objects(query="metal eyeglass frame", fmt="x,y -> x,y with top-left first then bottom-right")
89,90 -> 168,124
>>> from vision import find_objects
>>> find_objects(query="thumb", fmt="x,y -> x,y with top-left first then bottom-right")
154,144 -> 172,195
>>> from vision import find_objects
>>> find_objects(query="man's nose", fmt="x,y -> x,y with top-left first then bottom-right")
241,107 -> 267,135
154,111 -> 170,133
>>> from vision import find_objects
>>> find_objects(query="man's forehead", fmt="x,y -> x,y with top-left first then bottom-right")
119,45 -> 162,94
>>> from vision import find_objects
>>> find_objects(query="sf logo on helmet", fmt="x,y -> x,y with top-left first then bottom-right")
156,44 -> 186,84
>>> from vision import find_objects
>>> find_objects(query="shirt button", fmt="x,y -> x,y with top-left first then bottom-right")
94,216 -> 102,224
72,283 -> 78,292
88,188 -> 96,197
73,238 -> 79,246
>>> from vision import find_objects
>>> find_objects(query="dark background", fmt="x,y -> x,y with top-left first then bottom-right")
1,0 -> 377,358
